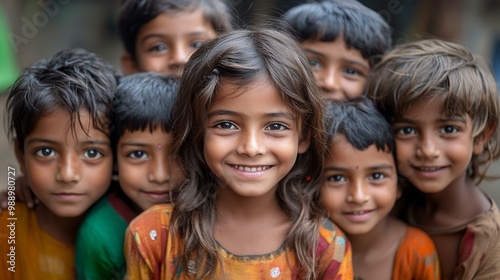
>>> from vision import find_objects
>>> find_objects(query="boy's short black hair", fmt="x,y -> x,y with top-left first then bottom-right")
283,0 -> 392,65
325,96 -> 394,154
110,72 -> 179,151
117,0 -> 234,59
6,48 -> 119,152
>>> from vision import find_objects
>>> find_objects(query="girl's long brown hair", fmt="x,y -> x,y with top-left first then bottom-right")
170,26 -> 327,279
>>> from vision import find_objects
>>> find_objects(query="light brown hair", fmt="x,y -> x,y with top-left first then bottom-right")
366,39 -> 500,183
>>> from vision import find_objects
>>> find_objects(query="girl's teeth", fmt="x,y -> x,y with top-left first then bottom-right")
420,167 -> 439,171
235,165 -> 269,172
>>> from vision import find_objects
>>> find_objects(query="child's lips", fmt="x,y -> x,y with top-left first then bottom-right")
411,165 -> 447,178
143,191 -> 171,201
342,209 -> 374,222
53,192 -> 84,202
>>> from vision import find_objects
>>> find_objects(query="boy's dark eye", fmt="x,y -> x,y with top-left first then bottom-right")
38,147 -> 54,157
129,150 -> 147,159
84,149 -> 103,159
397,127 -> 414,135
442,126 -> 458,133
371,173 -> 385,180
87,149 -> 98,158
327,174 -> 345,182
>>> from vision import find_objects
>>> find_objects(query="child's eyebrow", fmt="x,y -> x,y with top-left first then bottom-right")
440,117 -> 467,124
82,140 -> 111,146
394,116 -> 466,124
303,48 -> 325,58
142,31 -> 212,42
26,139 -> 109,146
207,110 -> 296,121
26,138 -> 57,146
366,164 -> 394,171
120,142 -> 148,148
323,164 -> 394,171
344,59 -> 370,70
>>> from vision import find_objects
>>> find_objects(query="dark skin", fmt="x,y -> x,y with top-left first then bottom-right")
213,185 -> 291,255
349,217 -> 407,280
413,175 -> 491,279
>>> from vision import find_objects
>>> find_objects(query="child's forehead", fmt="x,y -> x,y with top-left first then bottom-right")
150,7 -> 217,33
301,36 -> 369,64
327,134 -> 394,161
210,78 -> 301,120
26,108 -> 109,143
121,125 -> 172,137
397,96 -> 469,119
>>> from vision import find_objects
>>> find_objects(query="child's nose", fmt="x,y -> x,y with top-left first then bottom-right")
347,181 -> 369,204
148,157 -> 169,184
416,133 -> 439,159
170,45 -> 189,65
237,129 -> 265,157
56,154 -> 81,184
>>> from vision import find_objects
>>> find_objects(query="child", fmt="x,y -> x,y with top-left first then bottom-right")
118,0 -> 234,77
321,97 -> 440,279
75,72 -> 182,279
366,39 -> 500,279
282,0 -> 392,100
0,48 -> 118,279
0,0 -> 235,211
124,27 -> 353,279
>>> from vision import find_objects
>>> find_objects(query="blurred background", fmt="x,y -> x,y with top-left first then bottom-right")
1,0 -> 500,202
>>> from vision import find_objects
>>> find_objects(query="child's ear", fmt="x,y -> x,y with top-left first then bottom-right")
14,140 -> 26,174
298,131 -> 311,154
120,52 -> 138,75
473,123 -> 495,155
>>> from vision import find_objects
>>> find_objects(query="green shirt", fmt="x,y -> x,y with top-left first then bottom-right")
75,191 -> 137,280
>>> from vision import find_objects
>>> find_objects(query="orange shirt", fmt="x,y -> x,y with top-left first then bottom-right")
125,204 -> 353,279
393,226 -> 441,279
0,203 -> 74,280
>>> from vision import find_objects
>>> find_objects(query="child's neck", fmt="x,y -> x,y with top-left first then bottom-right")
35,203 -> 85,245
214,189 -> 291,255
347,217 -> 404,255
416,175 -> 490,229
347,217 -> 406,280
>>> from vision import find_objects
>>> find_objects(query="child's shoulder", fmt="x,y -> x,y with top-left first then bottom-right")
128,203 -> 174,232
467,198 -> 500,238
398,225 -> 437,254
0,201 -> 32,235
318,219 -> 349,254
455,199 -> 500,279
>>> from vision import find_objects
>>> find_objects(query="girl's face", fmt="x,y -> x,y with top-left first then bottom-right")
320,135 -> 398,235
117,127 -> 182,211
16,108 -> 113,217
123,8 -> 217,78
392,98 -> 486,193
204,77 -> 310,199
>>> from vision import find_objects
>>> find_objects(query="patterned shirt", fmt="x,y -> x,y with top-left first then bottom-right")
124,204 -> 353,279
